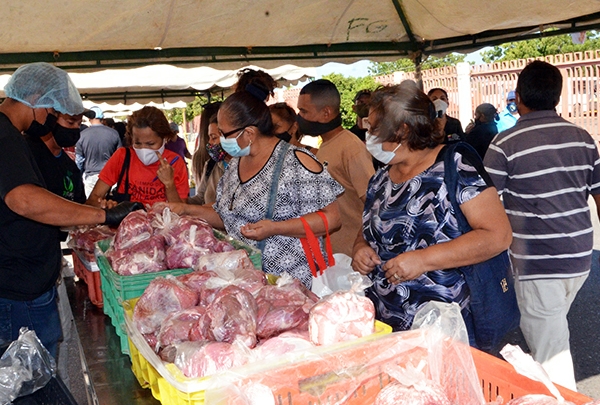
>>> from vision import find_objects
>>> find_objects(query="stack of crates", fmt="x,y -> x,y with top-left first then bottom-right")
71,249 -> 103,308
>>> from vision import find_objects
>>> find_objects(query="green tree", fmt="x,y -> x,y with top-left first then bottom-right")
165,94 -> 224,125
320,74 -> 379,128
368,53 -> 468,75
481,32 -> 600,63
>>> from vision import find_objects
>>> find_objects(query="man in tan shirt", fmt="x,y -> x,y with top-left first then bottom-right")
297,79 -> 375,256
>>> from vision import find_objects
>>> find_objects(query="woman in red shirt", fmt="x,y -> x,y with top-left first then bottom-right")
86,106 -> 189,208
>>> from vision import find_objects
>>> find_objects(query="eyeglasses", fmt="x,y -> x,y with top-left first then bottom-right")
218,126 -> 246,138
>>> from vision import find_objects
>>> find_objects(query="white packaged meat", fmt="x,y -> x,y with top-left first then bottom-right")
308,289 -> 375,346
174,340 -> 249,378
252,331 -> 314,360
133,276 -> 199,336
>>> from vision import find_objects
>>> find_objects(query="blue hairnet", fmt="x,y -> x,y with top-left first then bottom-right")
4,62 -> 84,116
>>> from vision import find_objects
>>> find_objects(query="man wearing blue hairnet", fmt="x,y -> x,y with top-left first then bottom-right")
0,62 -> 141,358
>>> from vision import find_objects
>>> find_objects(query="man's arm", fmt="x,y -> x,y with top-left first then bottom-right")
5,184 -> 106,226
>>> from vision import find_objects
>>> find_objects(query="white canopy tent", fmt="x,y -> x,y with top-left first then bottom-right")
0,1 -> 598,106
0,64 -> 316,105
0,1 -> 597,72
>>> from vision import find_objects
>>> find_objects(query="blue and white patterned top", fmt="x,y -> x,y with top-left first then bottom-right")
214,140 -> 344,288
363,149 -> 489,331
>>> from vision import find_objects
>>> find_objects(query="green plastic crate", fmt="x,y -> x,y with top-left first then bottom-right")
95,228 -> 263,355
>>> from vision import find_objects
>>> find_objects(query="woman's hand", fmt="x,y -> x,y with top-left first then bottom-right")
167,202 -> 188,215
351,244 -> 381,275
382,250 -> 426,284
240,220 -> 277,241
156,152 -> 175,188
99,198 -> 119,210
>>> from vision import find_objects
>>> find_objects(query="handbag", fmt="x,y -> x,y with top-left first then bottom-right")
107,147 -> 131,203
443,141 -> 520,353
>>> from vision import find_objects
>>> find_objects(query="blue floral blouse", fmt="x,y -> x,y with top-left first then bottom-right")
363,149 -> 490,331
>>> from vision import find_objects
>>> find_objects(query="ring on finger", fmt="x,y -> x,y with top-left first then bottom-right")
392,273 -> 401,281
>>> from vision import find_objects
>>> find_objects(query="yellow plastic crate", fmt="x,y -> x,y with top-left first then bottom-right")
123,298 -> 392,405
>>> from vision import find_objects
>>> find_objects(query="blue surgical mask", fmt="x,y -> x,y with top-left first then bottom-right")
365,132 -> 400,165
220,129 -> 250,157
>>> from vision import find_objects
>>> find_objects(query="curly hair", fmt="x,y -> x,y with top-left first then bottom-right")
125,106 -> 172,144
369,81 -> 444,150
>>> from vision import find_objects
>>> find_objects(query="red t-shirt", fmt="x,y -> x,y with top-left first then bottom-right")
99,147 -> 189,206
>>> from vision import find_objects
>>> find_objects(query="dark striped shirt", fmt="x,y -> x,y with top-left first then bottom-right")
484,110 -> 600,280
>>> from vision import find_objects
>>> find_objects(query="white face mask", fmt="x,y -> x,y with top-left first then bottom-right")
432,99 -> 448,118
134,143 -> 165,166
365,132 -> 401,165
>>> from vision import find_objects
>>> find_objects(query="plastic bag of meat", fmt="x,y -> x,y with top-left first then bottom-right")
308,273 -> 375,345
106,233 -> 166,275
157,306 -> 207,349
149,205 -> 180,237
68,225 -> 115,260
374,360 -> 452,405
204,285 -> 259,348
133,276 -> 199,336
198,251 -> 267,301
506,395 -> 573,405
113,209 -> 153,250
177,270 -> 218,294
174,340 -> 250,378
252,331 -> 314,361
255,274 -> 319,339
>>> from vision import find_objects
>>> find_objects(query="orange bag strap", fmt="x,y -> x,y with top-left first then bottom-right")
316,211 -> 335,267
299,212 -> 335,277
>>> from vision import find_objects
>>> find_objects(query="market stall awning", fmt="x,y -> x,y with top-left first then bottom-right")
0,1 -> 598,72
0,64 -> 316,104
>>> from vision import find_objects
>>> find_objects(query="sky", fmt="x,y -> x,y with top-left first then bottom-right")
313,48 -> 488,78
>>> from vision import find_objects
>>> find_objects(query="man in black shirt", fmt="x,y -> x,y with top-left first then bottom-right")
349,89 -> 371,142
465,103 -> 499,159
0,62 -> 139,357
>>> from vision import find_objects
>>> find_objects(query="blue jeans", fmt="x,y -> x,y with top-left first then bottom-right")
0,286 -> 62,358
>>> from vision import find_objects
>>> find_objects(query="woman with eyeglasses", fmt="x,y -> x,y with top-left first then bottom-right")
169,89 -> 343,288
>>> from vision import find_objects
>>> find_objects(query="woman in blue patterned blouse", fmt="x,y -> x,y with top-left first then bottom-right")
351,81 -> 512,332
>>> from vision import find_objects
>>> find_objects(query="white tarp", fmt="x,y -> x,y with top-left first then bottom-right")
0,64 -> 316,104
0,1 -> 598,70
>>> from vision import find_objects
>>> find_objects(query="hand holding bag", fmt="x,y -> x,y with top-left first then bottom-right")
443,142 -> 520,353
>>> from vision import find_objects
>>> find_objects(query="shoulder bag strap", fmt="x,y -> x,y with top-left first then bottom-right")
115,147 -> 131,195
257,141 -> 292,252
443,141 -> 489,233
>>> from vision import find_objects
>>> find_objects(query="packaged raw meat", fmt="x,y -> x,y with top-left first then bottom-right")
204,285 -> 259,348
255,275 -> 318,339
174,340 -> 250,378
133,276 -> 199,336
68,225 -> 115,260
308,275 -> 375,346
157,306 -> 207,349
113,209 -> 153,250
375,382 -> 452,405
177,270 -> 218,294
252,331 -> 314,360
199,250 -> 267,297
106,233 -> 166,275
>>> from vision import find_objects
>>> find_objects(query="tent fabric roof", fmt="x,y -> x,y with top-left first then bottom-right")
0,1 -> 598,72
0,64 -> 316,104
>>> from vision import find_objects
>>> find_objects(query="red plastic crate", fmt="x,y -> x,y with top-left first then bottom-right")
72,251 -> 103,308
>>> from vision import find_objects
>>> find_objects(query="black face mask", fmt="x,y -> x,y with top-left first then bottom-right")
25,113 -> 57,138
276,131 -> 292,143
296,114 -> 342,136
53,125 -> 81,147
